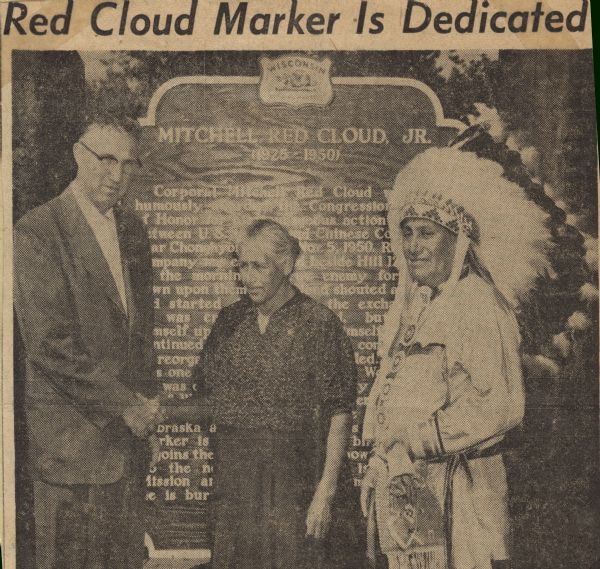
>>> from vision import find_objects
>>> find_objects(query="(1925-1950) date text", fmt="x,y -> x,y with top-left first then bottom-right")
251,146 -> 341,162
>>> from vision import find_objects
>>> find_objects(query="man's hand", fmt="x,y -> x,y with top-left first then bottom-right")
123,395 -> 163,437
148,434 -> 161,467
305,480 -> 336,540
380,425 -> 410,453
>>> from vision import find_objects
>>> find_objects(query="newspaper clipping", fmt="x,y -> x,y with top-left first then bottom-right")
1,1 -> 598,568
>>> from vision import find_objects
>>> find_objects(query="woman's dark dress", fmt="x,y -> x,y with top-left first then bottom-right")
194,290 -> 363,569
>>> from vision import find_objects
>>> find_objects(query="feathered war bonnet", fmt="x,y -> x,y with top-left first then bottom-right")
378,147 -> 554,357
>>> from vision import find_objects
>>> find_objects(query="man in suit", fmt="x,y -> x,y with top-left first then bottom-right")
14,119 -> 160,569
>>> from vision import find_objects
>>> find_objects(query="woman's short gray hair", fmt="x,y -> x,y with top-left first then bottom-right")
241,219 -> 302,268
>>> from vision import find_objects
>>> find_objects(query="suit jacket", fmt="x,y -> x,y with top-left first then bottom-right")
14,186 -> 156,485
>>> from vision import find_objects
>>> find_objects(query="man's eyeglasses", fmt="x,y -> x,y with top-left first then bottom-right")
78,140 -> 142,172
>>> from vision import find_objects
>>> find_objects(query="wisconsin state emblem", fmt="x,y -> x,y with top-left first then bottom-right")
259,55 -> 334,108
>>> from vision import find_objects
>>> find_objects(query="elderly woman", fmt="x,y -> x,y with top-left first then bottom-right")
193,219 -> 359,569
361,148 -> 553,569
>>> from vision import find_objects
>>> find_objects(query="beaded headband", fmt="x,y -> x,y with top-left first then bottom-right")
399,198 -> 480,242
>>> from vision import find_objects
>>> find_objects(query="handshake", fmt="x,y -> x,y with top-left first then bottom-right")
122,394 -> 165,438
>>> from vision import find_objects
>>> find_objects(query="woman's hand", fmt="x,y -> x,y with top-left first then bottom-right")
360,464 -> 378,518
306,480 -> 336,540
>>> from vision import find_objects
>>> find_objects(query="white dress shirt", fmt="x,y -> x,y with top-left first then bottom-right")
72,185 -> 128,314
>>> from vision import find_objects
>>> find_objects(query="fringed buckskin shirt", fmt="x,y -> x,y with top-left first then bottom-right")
364,273 -> 524,569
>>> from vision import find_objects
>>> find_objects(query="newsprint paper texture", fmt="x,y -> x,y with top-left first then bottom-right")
1,2 -> 598,569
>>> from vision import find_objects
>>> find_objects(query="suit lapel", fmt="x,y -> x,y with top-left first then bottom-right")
115,207 -> 138,328
57,187 -> 128,317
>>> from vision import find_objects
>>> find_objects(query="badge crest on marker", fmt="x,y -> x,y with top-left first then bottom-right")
259,55 -> 334,108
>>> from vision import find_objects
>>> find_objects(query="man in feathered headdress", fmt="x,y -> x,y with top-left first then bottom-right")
361,148 -> 554,569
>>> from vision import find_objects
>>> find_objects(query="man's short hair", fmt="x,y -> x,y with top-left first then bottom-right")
242,219 -> 302,269
79,115 -> 141,142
